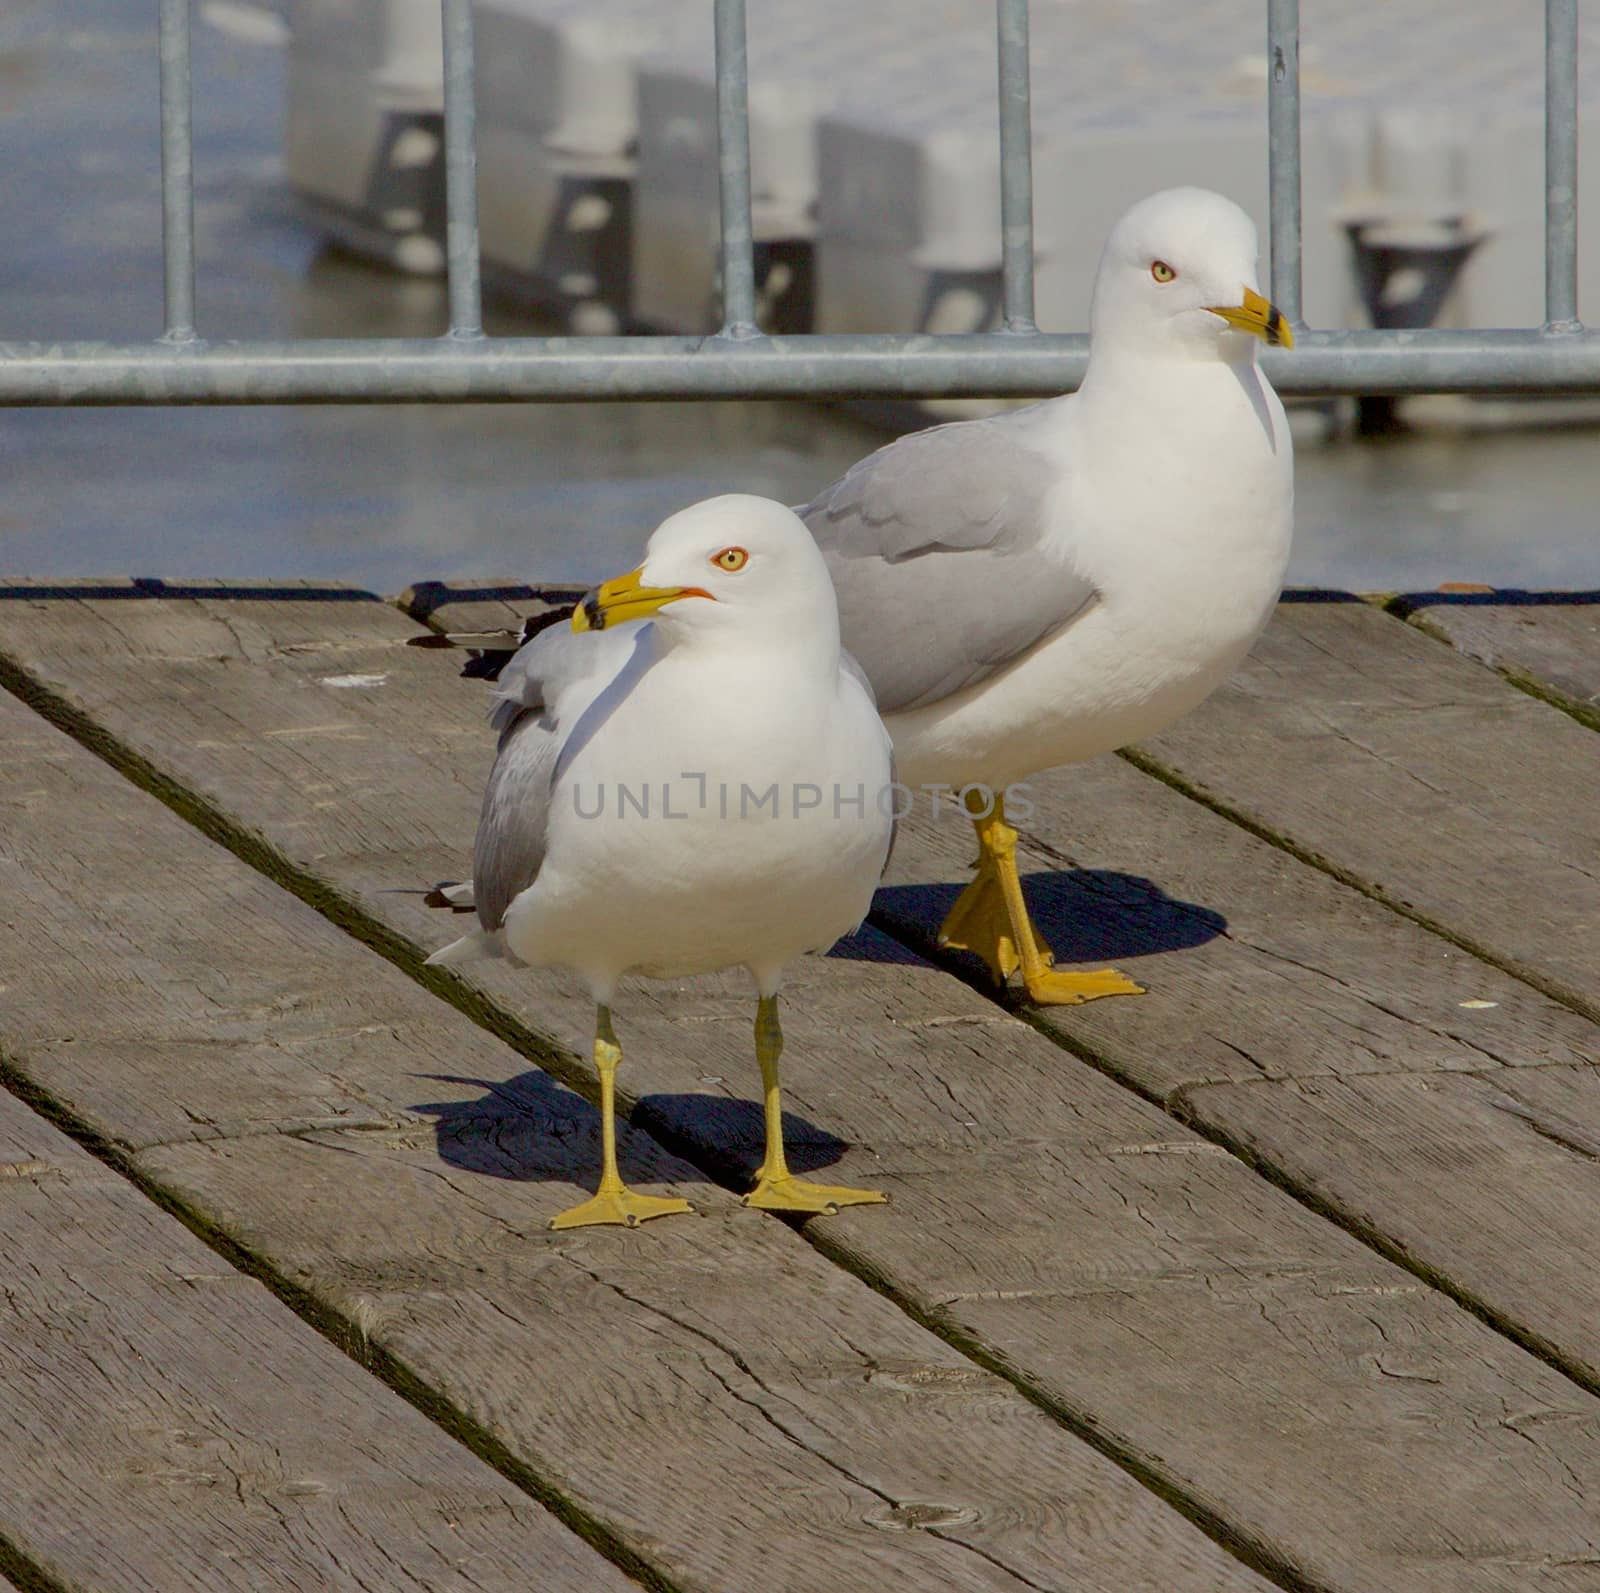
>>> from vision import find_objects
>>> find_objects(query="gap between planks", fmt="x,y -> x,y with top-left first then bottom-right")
0,1528 -> 69,1593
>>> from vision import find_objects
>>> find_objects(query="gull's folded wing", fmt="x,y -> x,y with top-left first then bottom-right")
469,623 -> 642,933
799,407 -> 1097,715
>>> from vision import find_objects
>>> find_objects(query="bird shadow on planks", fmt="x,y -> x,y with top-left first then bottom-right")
412,1068 -> 848,1191
863,868 -> 1226,980
409,866 -> 1219,1189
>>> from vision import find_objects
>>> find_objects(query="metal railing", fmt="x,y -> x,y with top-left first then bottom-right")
0,0 -> 1590,404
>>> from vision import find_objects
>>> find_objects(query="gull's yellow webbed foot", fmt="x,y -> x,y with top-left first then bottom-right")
550,1187 -> 695,1231
739,996 -> 887,1218
744,1174 -> 887,1215
1019,965 -> 1146,1006
938,791 -> 1146,1008
549,1007 -> 694,1232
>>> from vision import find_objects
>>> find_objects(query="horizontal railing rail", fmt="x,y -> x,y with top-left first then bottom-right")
4,330 -> 1600,405
0,0 -> 1584,406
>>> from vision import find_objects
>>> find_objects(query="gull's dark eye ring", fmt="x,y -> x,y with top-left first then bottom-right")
1151,260 -> 1176,283
712,546 -> 749,572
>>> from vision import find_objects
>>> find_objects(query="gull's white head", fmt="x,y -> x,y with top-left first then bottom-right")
1088,187 -> 1292,361
574,494 -> 839,650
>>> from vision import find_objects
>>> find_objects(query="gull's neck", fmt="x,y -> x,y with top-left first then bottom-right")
1080,328 -> 1259,399
1069,328 -> 1285,467
656,604 -> 842,682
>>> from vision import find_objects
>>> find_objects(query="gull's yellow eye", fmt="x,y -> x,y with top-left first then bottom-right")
1151,260 -> 1176,283
712,545 -> 749,572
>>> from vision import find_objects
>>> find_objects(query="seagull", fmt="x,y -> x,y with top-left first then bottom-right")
797,187 -> 1294,1006
429,495 -> 895,1230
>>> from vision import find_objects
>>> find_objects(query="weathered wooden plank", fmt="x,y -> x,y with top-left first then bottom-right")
0,679 -> 1268,1593
9,587 -> 1600,1587
1179,1065 -> 1600,1380
1396,592 -> 1600,730
0,1085 -> 633,1593
1135,596 -> 1600,1015
140,1128 -> 1258,1593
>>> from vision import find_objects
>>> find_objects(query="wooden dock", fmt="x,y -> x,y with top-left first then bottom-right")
2,581 -> 1598,1593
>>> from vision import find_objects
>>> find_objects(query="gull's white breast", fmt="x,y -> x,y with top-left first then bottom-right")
503,649 -> 894,988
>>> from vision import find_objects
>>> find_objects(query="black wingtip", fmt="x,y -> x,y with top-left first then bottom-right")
460,649 -> 518,681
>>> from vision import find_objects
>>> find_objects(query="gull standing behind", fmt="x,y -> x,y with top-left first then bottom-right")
799,186 -> 1295,1006
430,495 -> 895,1230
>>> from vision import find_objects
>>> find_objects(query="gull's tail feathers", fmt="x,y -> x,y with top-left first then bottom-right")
425,927 -> 506,966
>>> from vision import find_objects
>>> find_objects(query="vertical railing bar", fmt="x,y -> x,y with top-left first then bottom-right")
1265,0 -> 1303,327
996,0 -> 1037,333
713,0 -> 758,337
1545,0 -> 1580,329
157,0 -> 197,341
441,0 -> 483,338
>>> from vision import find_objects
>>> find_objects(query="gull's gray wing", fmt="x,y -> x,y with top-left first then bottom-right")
470,631 -> 562,933
471,623 -> 637,932
798,408 -> 1097,715
471,708 -> 559,934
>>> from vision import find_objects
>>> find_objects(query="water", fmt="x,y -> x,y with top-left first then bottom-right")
3,0 -> 1597,592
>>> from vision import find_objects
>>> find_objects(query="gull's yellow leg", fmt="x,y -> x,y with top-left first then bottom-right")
742,996 -> 886,1216
938,792 -> 1145,1007
549,1006 -> 694,1231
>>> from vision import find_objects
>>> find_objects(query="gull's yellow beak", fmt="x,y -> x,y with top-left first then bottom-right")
572,567 -> 711,632
1206,287 -> 1294,348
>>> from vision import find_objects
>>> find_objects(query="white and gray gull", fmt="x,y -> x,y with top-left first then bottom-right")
430,494 -> 895,1230
797,187 -> 1295,1005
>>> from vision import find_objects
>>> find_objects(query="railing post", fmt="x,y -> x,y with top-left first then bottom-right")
1266,0 -> 1303,328
1545,0 -> 1581,330
996,0 -> 1037,334
713,0 -> 758,338
441,0 -> 484,338
158,0 -> 197,342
